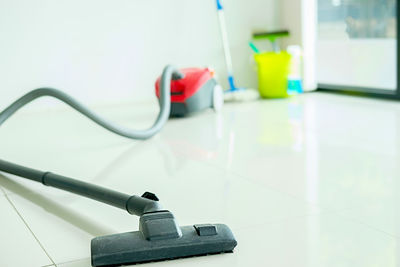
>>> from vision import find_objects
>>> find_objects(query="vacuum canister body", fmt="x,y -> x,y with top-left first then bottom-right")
155,68 -> 223,117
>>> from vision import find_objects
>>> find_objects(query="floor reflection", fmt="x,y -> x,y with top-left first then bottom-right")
0,174 -> 114,236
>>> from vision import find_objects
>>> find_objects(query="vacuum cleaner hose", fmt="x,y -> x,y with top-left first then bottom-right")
0,65 -> 181,140
0,64 -> 238,266
0,64 -> 179,214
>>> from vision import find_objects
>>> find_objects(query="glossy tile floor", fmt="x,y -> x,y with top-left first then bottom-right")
1,92 -> 400,267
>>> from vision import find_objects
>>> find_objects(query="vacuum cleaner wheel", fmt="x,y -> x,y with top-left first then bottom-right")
212,84 -> 224,112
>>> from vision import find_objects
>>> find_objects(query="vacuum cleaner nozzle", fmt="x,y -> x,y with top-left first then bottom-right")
91,211 -> 237,266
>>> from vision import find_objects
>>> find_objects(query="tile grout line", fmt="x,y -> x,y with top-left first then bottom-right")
191,157 -> 400,238
195,158 -> 321,209
329,209 -> 400,240
55,257 -> 89,266
225,166 -> 400,239
0,187 -> 56,266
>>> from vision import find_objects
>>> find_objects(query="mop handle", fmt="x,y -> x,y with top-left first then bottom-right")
216,0 -> 236,90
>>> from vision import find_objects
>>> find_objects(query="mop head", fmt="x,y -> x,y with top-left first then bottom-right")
252,30 -> 290,41
224,88 -> 259,102
91,224 -> 237,266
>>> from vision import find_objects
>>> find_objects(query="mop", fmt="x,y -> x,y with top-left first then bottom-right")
216,0 -> 259,102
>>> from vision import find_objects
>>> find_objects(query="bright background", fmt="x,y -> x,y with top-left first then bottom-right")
0,0 -> 280,110
316,0 -> 397,90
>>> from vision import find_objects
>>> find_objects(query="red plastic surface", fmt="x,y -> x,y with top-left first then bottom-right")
155,68 -> 214,103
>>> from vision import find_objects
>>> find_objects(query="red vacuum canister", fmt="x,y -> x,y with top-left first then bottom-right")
155,68 -> 223,117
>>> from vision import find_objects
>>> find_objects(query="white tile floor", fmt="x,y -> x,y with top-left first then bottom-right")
1,92 -> 400,266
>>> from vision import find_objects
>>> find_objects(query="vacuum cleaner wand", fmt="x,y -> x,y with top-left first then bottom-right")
0,159 -> 237,266
0,65 -> 237,266
0,159 -> 162,216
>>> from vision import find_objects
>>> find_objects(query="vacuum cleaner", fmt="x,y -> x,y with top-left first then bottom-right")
0,65 -> 237,266
155,67 -> 224,117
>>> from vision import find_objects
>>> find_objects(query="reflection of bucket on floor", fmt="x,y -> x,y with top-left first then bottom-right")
254,52 -> 291,98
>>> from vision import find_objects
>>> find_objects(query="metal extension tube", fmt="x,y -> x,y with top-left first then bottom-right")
0,64 -> 237,267
0,159 -> 161,216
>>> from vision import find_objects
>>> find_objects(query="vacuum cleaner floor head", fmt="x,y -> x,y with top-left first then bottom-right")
91,224 -> 237,266
0,66 -> 237,267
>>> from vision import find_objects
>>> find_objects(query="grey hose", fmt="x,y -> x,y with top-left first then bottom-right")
0,65 -> 181,140
0,65 -> 184,212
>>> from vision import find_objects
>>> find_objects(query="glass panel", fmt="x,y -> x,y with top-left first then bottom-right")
317,0 -> 397,91
318,0 -> 396,39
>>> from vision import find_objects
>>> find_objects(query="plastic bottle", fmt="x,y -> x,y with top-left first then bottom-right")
286,45 -> 303,94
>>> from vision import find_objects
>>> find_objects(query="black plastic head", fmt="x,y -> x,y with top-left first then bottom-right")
91,212 -> 237,267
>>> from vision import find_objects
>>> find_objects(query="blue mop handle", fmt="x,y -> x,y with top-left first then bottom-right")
228,75 -> 236,91
216,0 -> 223,10
215,0 -> 238,91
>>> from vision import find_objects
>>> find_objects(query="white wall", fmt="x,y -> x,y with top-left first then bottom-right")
0,0 -> 279,110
